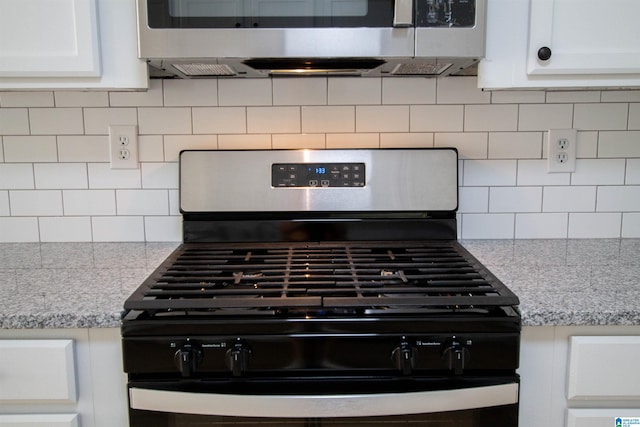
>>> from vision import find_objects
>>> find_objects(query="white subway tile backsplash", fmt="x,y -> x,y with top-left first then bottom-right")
463,160 -> 517,186
0,191 -> 8,216
92,216 -> 145,242
458,187 -> 488,213
164,135 -> 218,162
465,105 -> 518,132
83,108 -> 137,135
434,132 -> 487,159
462,214 -> 514,239
601,90 -> 640,102
109,79 -> 163,107
382,78 -> 435,105
490,90 -> 545,104
436,77 -> 490,105
273,78 -> 327,106
54,91 -> 108,107
144,216 -> 182,242
57,136 -> 109,162
597,186 -> 640,212
517,160 -> 570,186
356,106 -> 409,133
10,190 -> 62,216
627,159 -> 640,184
489,187 -> 542,213
515,213 -> 568,238
302,106 -> 354,133
141,162 -> 179,189
543,186 -> 596,212
629,103 -> 640,130
576,131 -> 599,158
272,134 -> 325,149
247,107 -> 300,134
138,108 -> 192,135
0,217 -> 39,242
193,107 -> 246,134
568,213 -> 622,238
3,136 -> 57,162
0,164 -> 34,189
0,91 -> 54,107
326,133 -> 379,148
218,79 -> 272,106
380,133 -> 433,148
410,105 -> 463,132
34,163 -> 87,189
29,108 -> 84,135
0,78 -> 638,241
622,213 -> 640,237
0,108 -> 29,135
139,135 -> 165,162
39,217 -> 92,242
163,79 -> 218,107
571,159 -> 625,185
328,78 -> 381,105
88,163 -> 141,189
218,134 -> 271,150
518,104 -> 573,131
488,132 -> 542,159
545,91 -> 601,103
598,131 -> 640,158
63,189 -> 116,215
117,189 -> 168,215
574,103 -> 629,130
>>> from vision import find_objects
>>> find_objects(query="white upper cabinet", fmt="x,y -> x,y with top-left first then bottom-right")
0,0 -> 147,89
478,0 -> 640,89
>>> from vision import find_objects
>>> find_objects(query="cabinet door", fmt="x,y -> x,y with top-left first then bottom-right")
567,409 -> 640,427
567,336 -> 640,401
527,0 -> 640,76
0,0 -> 100,77
0,340 -> 76,403
0,414 -> 78,427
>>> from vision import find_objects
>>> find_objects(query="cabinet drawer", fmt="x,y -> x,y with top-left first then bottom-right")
567,409 -> 640,427
568,336 -> 640,401
0,340 -> 76,403
0,414 -> 78,427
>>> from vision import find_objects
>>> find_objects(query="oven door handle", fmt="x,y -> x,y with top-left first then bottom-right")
129,383 -> 518,418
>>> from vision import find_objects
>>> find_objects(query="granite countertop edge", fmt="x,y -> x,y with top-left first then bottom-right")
1,240 -> 639,330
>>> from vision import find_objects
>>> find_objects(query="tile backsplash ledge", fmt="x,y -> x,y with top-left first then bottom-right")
0,76 -> 639,242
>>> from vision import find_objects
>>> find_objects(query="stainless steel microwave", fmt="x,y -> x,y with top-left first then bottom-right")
136,0 -> 487,78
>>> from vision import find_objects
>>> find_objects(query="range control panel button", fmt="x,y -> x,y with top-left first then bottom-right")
272,163 -> 366,188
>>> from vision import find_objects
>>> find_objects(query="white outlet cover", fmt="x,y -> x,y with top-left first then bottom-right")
109,125 -> 139,169
547,129 -> 577,173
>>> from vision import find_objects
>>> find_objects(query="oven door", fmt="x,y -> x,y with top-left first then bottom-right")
127,377 -> 519,426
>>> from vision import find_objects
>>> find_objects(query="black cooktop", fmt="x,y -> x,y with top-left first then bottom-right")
124,240 -> 519,318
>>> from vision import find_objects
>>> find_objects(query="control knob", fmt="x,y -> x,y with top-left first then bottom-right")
225,341 -> 252,377
174,339 -> 203,377
441,339 -> 470,375
391,340 -> 417,375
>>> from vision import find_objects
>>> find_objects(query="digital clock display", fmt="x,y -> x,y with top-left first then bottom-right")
272,162 -> 365,188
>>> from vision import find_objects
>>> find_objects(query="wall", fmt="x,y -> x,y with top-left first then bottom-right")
0,76 -> 639,242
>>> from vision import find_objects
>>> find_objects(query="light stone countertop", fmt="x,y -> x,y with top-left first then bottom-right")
1,240 -> 639,329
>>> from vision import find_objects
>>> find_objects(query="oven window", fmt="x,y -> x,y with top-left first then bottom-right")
130,405 -> 518,426
147,0 -> 395,28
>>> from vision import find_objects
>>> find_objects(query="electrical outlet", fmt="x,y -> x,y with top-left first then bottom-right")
109,125 -> 138,169
547,129 -> 577,173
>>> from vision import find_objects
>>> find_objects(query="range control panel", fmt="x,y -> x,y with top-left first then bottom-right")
272,163 -> 365,188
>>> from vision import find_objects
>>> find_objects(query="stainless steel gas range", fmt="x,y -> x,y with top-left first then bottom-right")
121,148 -> 521,426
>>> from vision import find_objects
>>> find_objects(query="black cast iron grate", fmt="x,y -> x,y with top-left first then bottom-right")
124,241 -> 519,314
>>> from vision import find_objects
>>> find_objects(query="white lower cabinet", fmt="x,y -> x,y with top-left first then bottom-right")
0,329 -> 127,427
0,414 -> 79,427
518,327 -> 640,427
